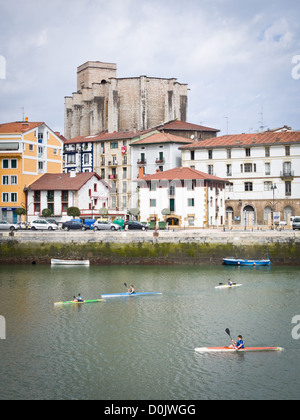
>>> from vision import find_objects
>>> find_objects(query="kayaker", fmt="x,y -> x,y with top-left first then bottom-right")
74,293 -> 84,302
127,285 -> 136,295
228,279 -> 233,286
229,335 -> 245,350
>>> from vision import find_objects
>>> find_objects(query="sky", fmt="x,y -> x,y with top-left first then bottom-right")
0,0 -> 300,136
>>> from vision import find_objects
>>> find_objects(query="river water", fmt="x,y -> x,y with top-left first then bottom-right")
0,264 -> 299,400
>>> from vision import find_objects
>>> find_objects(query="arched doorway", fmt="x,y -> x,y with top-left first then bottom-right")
166,217 -> 180,226
243,205 -> 255,227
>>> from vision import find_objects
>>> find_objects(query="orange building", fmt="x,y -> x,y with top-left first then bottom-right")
0,121 -> 63,223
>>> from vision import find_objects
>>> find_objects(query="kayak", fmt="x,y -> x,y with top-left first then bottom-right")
215,284 -> 242,289
101,292 -> 162,298
195,346 -> 284,353
54,299 -> 104,306
51,259 -> 90,266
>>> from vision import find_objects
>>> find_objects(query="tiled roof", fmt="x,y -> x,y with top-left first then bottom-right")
130,131 -> 193,146
159,119 -> 220,132
63,129 -> 152,145
28,172 -> 107,191
179,131 -> 300,150
141,167 -> 227,182
0,121 -> 44,134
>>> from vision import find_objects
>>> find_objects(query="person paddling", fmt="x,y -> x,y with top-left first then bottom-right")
228,334 -> 245,350
74,293 -> 84,302
227,279 -> 233,286
127,285 -> 136,295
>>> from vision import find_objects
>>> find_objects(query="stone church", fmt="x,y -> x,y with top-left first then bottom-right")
64,61 -> 188,139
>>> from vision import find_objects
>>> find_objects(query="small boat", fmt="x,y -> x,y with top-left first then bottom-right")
195,346 -> 284,353
51,259 -> 90,266
223,258 -> 270,266
215,283 -> 242,289
101,292 -> 162,298
54,298 -> 104,306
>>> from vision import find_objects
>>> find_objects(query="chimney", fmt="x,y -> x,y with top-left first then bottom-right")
138,166 -> 145,179
70,171 -> 76,178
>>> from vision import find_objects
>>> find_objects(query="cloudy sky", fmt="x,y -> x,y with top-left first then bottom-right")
0,0 -> 299,136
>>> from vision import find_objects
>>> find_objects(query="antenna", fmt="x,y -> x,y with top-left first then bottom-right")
258,107 -> 267,132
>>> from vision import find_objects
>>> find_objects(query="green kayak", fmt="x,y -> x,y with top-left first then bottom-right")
54,299 -> 104,306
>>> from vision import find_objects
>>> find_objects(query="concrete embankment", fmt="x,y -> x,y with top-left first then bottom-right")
0,229 -> 300,265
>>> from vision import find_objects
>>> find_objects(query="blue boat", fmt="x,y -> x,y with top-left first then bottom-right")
223,258 -> 270,266
101,292 -> 162,298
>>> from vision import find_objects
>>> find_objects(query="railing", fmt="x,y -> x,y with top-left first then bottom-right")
280,170 -> 294,178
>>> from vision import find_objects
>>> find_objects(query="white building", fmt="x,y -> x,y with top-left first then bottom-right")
27,172 -> 110,222
137,167 -> 227,228
180,131 -> 300,226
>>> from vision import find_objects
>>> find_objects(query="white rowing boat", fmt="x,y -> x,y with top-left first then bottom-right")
51,259 -> 90,266
215,283 -> 242,289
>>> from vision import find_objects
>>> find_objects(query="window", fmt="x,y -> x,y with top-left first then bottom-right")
2,193 -> 9,202
285,146 -> 290,156
208,150 -> 213,159
265,147 -> 270,157
67,154 -> 76,164
122,167 -> 127,179
29,144 -> 34,151
188,216 -> 195,226
188,198 -> 195,207
264,181 -> 272,191
245,182 -> 253,191
11,193 -> 17,202
122,181 -> 127,193
11,159 -> 17,169
207,165 -> 214,175
285,181 -> 291,196
2,175 -> 9,185
150,199 -> 156,207
11,176 -> 17,185
245,148 -> 251,157
110,141 -> 118,149
2,159 -> 9,169
84,154 -> 90,165
190,151 -> 195,161
94,183 -> 97,192
265,163 -> 271,175
227,149 -> 231,159
122,196 -> 127,208
226,164 -> 232,176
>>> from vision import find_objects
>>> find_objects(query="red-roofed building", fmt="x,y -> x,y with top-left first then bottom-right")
136,167 -> 227,228
180,131 -> 300,226
26,172 -> 110,222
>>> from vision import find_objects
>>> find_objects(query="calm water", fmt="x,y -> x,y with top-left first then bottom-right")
0,264 -> 300,400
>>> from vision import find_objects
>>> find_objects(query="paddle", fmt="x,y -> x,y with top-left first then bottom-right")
225,328 -> 237,349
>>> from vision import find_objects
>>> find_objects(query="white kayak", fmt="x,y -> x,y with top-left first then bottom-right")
195,346 -> 284,353
215,283 -> 242,289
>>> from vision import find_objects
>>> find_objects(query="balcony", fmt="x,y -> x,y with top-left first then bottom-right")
137,159 -> 147,165
108,160 -> 118,167
155,158 -> 165,164
280,170 -> 294,179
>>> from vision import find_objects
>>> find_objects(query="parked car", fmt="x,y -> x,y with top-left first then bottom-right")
16,222 -> 30,230
62,220 -> 90,231
292,217 -> 300,230
123,221 -> 148,231
30,220 -> 58,230
0,220 -> 20,231
92,220 -> 121,231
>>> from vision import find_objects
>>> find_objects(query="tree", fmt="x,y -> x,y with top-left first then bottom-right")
67,207 -> 81,218
42,208 -> 52,218
15,207 -> 26,217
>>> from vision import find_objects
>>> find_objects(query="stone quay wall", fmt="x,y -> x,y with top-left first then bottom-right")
0,229 -> 300,265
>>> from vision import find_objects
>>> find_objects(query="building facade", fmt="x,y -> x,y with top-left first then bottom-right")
27,172 -> 109,222
0,121 -> 63,223
64,61 -> 189,139
137,167 -> 227,228
180,131 -> 300,226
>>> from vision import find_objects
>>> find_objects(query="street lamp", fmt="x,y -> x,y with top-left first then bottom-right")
271,183 -> 277,229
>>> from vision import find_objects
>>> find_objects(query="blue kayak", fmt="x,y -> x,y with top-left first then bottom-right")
101,292 -> 162,298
